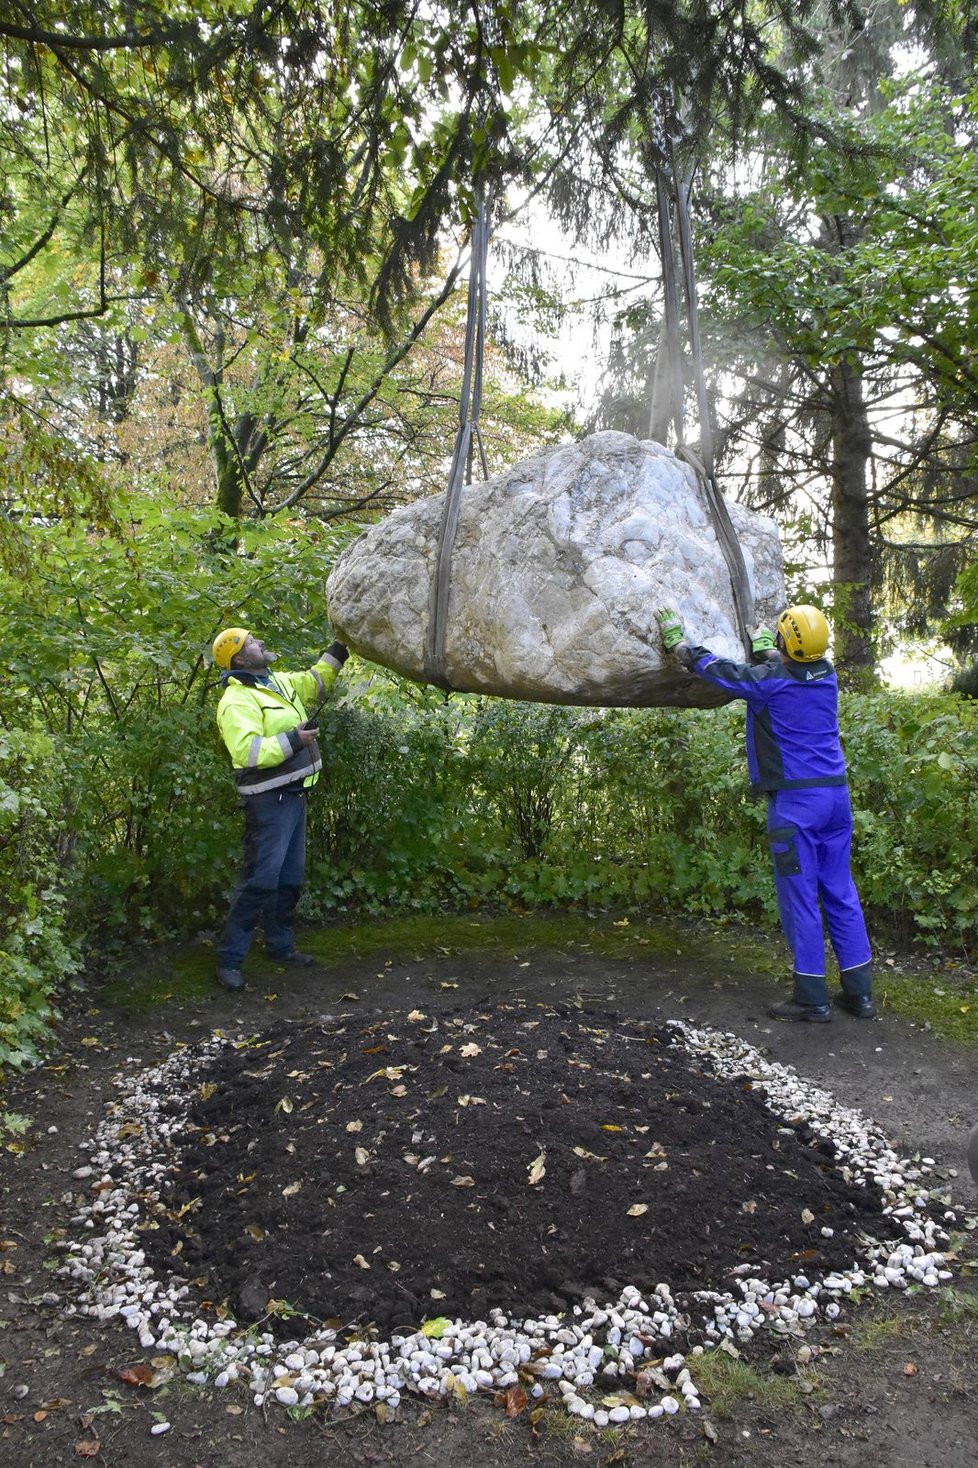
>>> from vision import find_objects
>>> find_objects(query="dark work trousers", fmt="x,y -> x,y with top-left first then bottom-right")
766,786 -> 872,1008
217,787 -> 308,968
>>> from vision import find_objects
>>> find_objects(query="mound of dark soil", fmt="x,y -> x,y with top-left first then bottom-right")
136,1003 -> 902,1336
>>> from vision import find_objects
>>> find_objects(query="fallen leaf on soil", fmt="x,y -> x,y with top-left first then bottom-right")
573,1146 -> 606,1162
430,1288 -> 446,1299
345,1120 -> 363,1133
226,1404 -> 244,1415
80,1037 -> 100,1047
199,1083 -> 217,1101
459,1043 -> 482,1057
421,1316 -> 451,1338
0,1240 -> 17,1251
440,982 -> 459,990
375,1400 -> 389,1422
600,1124 -> 623,1132
276,1097 -> 294,1115
390,1084 -> 407,1096
74,1441 -> 100,1458
281,1181 -> 301,1197
527,1151 -> 546,1185
244,1223 -> 264,1241
451,1175 -> 476,1187
114,1364 -> 162,1388
33,1411 -> 48,1422
457,1094 -> 486,1106
339,992 -> 359,1000
355,1148 -> 370,1165
626,1203 -> 649,1217
407,1010 -> 427,1021
503,1385 -> 528,1417
800,1208 -> 815,1224
903,1362 -> 918,1376
353,1254 -> 371,1269
702,1421 -> 719,1443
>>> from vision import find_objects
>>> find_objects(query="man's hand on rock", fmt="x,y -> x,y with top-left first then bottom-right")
655,607 -> 685,652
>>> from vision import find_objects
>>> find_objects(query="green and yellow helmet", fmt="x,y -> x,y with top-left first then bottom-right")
777,605 -> 829,663
211,627 -> 250,670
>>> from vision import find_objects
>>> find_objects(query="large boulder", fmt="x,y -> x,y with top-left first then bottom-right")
326,431 -> 785,708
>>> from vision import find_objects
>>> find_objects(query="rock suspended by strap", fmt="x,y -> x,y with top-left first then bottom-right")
325,431 -> 785,709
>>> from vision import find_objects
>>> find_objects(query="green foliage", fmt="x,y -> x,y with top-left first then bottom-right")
0,729 -> 78,1069
842,692 -> 978,950
0,500 -> 355,954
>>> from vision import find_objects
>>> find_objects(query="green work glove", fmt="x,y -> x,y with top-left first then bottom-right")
750,624 -> 776,656
655,606 -> 685,652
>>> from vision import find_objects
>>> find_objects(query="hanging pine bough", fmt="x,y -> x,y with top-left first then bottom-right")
325,431 -> 785,708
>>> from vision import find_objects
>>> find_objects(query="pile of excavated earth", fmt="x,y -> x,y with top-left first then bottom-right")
56,1002 -> 959,1430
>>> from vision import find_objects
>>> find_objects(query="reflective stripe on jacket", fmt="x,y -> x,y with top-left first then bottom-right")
216,651 -> 342,796
684,645 -> 848,792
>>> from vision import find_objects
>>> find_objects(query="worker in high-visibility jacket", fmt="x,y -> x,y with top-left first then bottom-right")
211,627 -> 349,992
655,604 -> 875,1024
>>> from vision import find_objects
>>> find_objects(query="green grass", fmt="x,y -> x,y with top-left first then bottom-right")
93,908 -> 978,1049
687,1350 -> 810,1419
847,1311 -> 910,1352
94,910 -> 752,1015
937,1287 -> 978,1326
875,970 -> 978,1045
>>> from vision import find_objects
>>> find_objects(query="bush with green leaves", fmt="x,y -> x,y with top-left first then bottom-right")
0,729 -> 79,1068
843,692 -> 978,952
0,500 -> 357,948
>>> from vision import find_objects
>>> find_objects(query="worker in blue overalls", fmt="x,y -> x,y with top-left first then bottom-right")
655,604 -> 875,1023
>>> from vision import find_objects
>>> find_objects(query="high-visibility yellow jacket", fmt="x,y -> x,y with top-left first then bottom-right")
216,650 -> 344,796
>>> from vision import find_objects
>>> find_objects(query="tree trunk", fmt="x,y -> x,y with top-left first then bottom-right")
829,360 -> 875,682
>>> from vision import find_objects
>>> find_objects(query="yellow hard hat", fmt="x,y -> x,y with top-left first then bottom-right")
212,627 -> 250,670
777,605 -> 829,662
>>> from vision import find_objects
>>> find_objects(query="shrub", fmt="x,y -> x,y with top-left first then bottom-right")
0,729 -> 79,1068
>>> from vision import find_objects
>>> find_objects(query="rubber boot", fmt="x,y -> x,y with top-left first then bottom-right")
835,960 -> 876,1018
768,971 -> 832,1023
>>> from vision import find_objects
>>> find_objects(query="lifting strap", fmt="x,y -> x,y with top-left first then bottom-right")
423,197 -> 491,691
655,140 -> 756,653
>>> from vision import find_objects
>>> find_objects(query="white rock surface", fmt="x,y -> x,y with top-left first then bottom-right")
326,432 -> 785,708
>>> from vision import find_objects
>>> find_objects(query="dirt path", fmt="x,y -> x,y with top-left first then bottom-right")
1,916 -> 976,1467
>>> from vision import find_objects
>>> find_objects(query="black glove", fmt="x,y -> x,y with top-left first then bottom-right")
326,640 -> 349,666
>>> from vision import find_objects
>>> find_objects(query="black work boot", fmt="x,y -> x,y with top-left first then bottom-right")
834,990 -> 877,1018
837,960 -> 876,1017
216,967 -> 246,992
768,998 -> 832,1023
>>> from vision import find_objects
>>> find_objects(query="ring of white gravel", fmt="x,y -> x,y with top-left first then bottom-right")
55,1019 -> 960,1428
